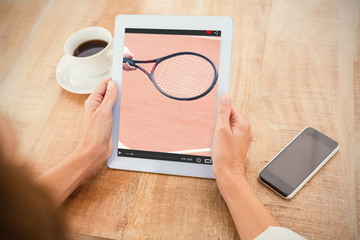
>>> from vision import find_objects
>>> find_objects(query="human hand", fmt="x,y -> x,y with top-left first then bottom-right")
211,97 -> 280,239
211,95 -> 253,178
36,79 -> 117,205
123,52 -> 136,71
78,78 -> 117,167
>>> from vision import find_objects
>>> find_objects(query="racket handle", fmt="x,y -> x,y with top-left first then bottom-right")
123,58 -> 135,66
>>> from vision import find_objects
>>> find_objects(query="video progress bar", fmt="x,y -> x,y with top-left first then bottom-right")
117,148 -> 212,165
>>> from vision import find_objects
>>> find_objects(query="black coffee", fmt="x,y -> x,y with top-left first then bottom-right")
73,39 -> 108,57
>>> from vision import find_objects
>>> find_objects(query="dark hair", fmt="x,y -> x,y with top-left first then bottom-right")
0,117 -> 68,240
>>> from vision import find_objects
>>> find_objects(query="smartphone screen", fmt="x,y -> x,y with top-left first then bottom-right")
259,127 -> 339,198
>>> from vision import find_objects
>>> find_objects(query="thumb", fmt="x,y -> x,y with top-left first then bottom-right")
101,81 -> 117,112
216,94 -> 232,128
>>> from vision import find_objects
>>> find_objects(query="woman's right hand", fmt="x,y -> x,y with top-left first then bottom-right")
211,95 -> 281,240
123,52 -> 136,71
211,94 -> 253,179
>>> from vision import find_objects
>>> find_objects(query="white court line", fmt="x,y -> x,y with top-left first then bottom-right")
118,141 -> 129,149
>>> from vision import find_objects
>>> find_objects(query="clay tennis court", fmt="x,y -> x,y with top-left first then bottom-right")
118,33 -> 221,156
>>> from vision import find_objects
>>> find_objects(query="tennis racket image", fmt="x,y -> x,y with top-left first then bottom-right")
123,52 -> 218,101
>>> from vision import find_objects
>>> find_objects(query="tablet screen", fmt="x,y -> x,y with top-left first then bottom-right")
118,28 -> 221,165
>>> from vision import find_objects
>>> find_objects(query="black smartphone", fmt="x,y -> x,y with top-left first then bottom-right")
258,127 -> 339,199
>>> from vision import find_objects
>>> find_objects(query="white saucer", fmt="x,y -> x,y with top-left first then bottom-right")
56,55 -> 112,94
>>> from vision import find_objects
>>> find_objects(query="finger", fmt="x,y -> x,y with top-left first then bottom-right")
93,78 -> 111,95
89,78 -> 112,101
231,106 -> 251,133
123,52 -> 134,59
124,62 -> 136,71
229,106 -> 241,126
232,106 -> 247,123
123,63 -> 128,71
215,94 -> 232,130
85,78 -> 112,112
123,63 -> 135,71
100,81 -> 118,112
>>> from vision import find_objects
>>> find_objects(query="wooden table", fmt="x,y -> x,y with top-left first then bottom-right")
1,0 -> 359,239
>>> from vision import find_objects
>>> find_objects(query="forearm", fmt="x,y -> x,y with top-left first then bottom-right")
216,172 -> 279,240
37,147 -> 101,206
36,79 -> 116,207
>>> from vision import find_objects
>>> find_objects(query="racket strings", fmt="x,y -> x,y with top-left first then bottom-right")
153,54 -> 215,99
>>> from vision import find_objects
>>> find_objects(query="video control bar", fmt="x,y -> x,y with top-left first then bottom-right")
125,28 -> 221,37
118,148 -> 212,165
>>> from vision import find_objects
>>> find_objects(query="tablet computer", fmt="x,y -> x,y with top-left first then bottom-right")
108,15 -> 233,179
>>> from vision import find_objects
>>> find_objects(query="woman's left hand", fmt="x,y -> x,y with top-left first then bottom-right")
79,78 -> 117,167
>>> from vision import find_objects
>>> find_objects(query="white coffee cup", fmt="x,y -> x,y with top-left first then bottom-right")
64,27 -> 113,82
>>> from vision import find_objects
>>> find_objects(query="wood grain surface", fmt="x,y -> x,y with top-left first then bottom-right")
0,0 -> 359,239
